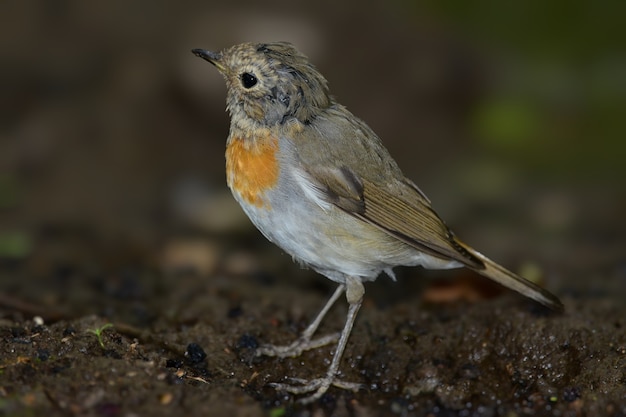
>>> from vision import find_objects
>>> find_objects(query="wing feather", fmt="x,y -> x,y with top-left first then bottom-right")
303,165 -> 482,268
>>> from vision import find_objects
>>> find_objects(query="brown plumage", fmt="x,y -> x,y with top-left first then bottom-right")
192,41 -> 563,404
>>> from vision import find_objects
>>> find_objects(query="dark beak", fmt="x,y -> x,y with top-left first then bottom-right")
192,48 -> 225,72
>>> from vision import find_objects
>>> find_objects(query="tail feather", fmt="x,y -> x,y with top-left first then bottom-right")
455,238 -> 564,312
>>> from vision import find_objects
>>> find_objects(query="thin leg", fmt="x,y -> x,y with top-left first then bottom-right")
269,276 -> 365,404
256,284 -> 345,358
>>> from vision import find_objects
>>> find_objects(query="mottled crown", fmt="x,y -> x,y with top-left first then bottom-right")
204,42 -> 332,125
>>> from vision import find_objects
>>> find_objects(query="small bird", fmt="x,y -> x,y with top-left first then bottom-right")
192,42 -> 563,403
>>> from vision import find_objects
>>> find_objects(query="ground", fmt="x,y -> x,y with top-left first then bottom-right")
1,222 -> 624,416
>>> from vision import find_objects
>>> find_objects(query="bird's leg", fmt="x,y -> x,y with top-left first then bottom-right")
256,284 -> 345,358
269,276 -> 365,404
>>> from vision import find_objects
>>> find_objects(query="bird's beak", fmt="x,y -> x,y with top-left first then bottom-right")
192,48 -> 225,72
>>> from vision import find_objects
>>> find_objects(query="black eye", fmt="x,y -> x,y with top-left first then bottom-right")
241,72 -> 257,88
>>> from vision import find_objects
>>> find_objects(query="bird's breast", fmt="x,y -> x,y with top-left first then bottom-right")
225,132 -> 280,208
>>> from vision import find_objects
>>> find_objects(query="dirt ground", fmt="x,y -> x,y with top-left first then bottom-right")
1,2 -> 625,416
1,229 -> 625,417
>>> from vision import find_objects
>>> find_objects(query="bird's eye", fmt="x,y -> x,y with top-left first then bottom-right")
241,72 -> 258,88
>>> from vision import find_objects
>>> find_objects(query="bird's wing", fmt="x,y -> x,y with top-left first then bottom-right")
300,164 -> 483,268
300,164 -> 563,311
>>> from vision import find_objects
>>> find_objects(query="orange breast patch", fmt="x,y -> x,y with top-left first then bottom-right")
226,133 -> 280,207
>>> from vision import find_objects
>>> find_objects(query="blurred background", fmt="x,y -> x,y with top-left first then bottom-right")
0,0 -> 624,299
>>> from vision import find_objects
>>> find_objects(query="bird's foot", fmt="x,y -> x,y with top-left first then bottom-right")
255,333 -> 340,358
270,376 -> 364,404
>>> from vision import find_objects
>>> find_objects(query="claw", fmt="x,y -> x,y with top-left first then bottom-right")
270,377 -> 364,404
256,332 -> 340,358
255,283 -> 365,403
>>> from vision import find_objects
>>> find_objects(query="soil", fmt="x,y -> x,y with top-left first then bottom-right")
1,2 -> 625,416
1,235 -> 625,416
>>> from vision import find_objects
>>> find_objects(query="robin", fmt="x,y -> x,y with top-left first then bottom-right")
192,42 -> 563,403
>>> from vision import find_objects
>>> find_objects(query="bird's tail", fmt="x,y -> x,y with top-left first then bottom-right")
454,237 -> 564,312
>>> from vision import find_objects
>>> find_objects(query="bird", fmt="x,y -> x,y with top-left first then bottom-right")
191,42 -> 563,404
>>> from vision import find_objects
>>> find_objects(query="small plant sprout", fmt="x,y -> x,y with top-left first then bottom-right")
87,323 -> 114,349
